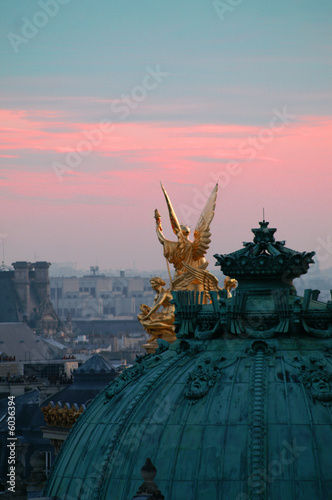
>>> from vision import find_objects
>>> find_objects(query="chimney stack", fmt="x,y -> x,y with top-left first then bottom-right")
12,261 -> 31,315
34,261 -> 51,301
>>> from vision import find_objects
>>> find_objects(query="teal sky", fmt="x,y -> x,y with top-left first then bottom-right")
1,1 -> 331,121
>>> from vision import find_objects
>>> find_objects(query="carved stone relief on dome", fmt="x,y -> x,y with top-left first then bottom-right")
286,354 -> 332,406
298,357 -> 332,405
184,355 -> 222,404
175,340 -> 204,355
195,311 -> 220,339
300,368 -> 332,404
246,340 -> 276,357
302,312 -> 332,338
105,343 -> 174,401
105,363 -> 145,400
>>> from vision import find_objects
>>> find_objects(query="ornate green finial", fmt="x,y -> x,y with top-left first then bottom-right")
132,458 -> 164,500
252,220 -> 276,245
214,222 -> 315,289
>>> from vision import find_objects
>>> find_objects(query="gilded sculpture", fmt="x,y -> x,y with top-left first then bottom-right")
155,183 -> 218,291
138,277 -> 176,352
42,401 -> 85,428
138,183 -> 237,351
177,261 -> 238,301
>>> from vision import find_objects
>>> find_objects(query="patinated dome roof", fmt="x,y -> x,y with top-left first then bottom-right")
44,225 -> 332,500
44,335 -> 332,499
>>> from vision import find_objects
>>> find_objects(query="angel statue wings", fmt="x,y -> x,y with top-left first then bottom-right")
154,183 -> 219,292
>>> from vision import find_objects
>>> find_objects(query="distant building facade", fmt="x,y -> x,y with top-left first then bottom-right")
0,262 -> 60,337
50,271 -> 155,320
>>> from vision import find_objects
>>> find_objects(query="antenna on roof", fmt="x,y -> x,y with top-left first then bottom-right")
90,266 -> 99,276
0,233 -> 9,271
263,207 -> 265,222
0,233 -> 7,266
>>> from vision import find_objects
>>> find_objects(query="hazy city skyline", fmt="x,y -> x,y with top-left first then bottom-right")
1,1 -> 331,271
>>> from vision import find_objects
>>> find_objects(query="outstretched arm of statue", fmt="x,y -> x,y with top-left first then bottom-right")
154,201 -> 182,267
154,209 -> 166,245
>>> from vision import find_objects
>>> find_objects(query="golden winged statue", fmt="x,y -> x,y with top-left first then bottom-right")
155,183 -> 219,292
179,262 -> 238,301
138,183 -> 237,351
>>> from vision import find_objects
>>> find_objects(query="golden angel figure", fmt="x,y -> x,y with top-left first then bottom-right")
154,183 -> 218,291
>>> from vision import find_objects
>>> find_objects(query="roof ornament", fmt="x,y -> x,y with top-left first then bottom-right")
214,220 -> 315,289
131,458 -> 164,500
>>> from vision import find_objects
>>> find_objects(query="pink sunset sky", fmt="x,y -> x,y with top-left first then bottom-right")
1,1 -> 331,272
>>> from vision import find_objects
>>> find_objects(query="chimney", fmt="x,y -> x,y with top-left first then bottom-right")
12,261 -> 31,315
34,261 -> 51,301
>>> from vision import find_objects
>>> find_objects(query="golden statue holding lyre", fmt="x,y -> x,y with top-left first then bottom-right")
154,183 -> 219,291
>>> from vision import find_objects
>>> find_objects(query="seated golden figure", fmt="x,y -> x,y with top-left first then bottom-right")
138,277 -> 176,351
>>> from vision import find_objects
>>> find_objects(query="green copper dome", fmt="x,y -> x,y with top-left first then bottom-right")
44,224 -> 332,500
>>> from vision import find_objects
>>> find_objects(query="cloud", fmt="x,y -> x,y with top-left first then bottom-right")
1,109 -> 331,208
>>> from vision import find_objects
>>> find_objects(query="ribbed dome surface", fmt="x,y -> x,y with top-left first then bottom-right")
44,336 -> 332,500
